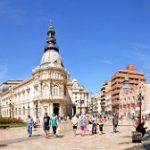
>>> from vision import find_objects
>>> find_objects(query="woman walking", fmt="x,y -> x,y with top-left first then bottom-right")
72,114 -> 79,136
80,114 -> 87,136
87,114 -> 93,134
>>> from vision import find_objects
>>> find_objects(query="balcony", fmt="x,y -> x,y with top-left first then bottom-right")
111,90 -> 120,95
112,100 -> 119,106
39,95 -> 66,101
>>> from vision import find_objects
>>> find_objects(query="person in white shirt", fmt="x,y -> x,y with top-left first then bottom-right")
72,114 -> 79,136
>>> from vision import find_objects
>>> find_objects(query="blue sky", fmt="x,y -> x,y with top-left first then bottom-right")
0,0 -> 150,95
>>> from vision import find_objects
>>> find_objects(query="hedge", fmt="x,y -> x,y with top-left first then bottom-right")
0,117 -> 24,124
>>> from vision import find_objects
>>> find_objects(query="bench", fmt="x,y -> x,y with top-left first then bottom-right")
132,131 -> 142,143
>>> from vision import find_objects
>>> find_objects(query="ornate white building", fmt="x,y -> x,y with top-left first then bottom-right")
0,24 -> 89,120
67,79 -> 89,115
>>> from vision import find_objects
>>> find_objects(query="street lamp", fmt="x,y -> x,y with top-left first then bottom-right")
138,93 -> 142,124
9,100 -> 12,118
138,82 -> 144,124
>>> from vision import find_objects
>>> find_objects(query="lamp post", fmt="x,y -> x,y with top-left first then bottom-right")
9,101 -> 12,118
138,93 -> 142,124
138,82 -> 144,124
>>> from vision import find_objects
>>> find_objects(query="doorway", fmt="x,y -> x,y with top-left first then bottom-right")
72,106 -> 76,116
53,103 -> 59,115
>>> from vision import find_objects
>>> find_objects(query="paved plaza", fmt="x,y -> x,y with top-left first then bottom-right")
1,120 -> 150,150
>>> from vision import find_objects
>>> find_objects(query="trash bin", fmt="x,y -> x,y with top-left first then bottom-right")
132,131 -> 142,143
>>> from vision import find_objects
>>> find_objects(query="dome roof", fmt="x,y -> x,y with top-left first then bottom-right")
40,24 -> 65,68
40,50 -> 64,68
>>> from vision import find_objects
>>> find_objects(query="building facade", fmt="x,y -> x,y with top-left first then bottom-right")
91,94 -> 101,114
0,80 -> 23,117
111,64 -> 146,112
105,81 -> 112,114
144,84 -> 150,114
100,82 -> 106,114
0,24 -> 89,121
66,79 -> 89,116
119,79 -> 145,119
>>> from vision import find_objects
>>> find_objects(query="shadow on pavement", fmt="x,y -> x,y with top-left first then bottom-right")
0,134 -> 42,145
120,132 -> 150,150
0,144 -> 7,147
121,135 -> 131,138
124,145 -> 143,150
56,135 -> 64,138
118,142 -> 132,145
124,143 -> 150,150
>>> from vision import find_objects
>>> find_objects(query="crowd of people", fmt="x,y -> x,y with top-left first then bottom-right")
26,113 -> 59,138
71,113 -> 119,136
26,113 -> 148,140
26,113 -> 119,138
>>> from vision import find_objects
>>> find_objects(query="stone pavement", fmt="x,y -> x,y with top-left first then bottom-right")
0,120 -> 150,150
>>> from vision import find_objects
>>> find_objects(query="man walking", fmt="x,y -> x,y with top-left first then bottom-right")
112,114 -> 118,133
92,114 -> 97,135
43,113 -> 51,138
26,115 -> 33,137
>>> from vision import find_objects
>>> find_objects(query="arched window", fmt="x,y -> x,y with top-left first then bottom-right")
53,85 -> 59,96
43,85 -> 49,96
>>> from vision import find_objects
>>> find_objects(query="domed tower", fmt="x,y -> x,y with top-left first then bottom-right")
40,25 -> 64,68
32,24 -> 68,117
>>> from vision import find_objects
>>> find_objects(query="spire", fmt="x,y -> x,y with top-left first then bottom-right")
44,21 -> 59,52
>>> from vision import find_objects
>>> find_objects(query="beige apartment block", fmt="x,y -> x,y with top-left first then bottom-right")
119,79 -> 145,119
111,64 -> 146,112
105,81 -> 112,114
